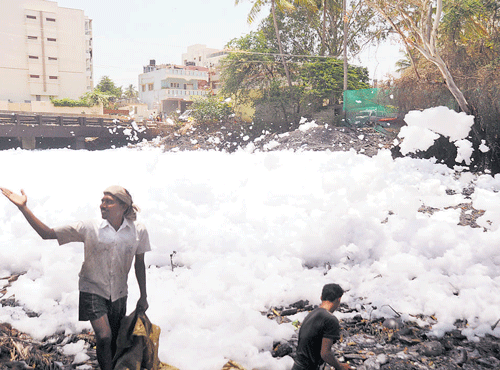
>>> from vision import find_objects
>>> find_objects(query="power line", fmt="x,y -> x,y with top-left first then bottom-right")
225,49 -> 342,60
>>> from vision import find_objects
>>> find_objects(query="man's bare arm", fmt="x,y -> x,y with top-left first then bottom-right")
134,253 -> 149,312
321,338 -> 352,370
1,188 -> 56,240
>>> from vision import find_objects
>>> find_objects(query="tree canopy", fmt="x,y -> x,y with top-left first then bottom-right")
124,84 -> 138,99
220,28 -> 369,124
95,76 -> 122,98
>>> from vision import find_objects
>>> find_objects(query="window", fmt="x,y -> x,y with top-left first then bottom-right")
30,75 -> 40,78
141,85 -> 146,92
47,38 -> 57,42
148,83 -> 154,91
28,55 -> 39,59
49,76 -> 58,80
46,17 -> 56,22
26,15 -> 36,19
36,95 -> 41,101
27,36 -> 37,40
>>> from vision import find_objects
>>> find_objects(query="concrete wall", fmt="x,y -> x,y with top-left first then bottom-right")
0,100 -> 103,114
120,103 -> 149,122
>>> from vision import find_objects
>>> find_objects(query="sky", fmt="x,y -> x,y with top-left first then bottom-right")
54,0 -> 402,89
1,107 -> 499,370
55,0 -> 263,87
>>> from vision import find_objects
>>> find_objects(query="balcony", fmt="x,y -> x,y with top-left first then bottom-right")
165,89 -> 207,98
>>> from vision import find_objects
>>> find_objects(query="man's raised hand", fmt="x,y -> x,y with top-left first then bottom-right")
1,188 -> 28,208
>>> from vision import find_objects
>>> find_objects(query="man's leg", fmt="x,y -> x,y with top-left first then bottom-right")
107,296 -> 127,358
91,314 -> 113,370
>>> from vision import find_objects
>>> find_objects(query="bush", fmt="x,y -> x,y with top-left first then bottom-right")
50,97 -> 92,107
190,95 -> 234,124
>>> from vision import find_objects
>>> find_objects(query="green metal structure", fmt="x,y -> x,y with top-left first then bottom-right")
343,88 -> 397,125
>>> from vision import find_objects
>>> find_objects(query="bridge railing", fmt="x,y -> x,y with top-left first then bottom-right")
0,112 -> 134,127
0,112 -> 170,130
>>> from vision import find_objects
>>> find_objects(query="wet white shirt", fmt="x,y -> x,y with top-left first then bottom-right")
54,218 -> 151,301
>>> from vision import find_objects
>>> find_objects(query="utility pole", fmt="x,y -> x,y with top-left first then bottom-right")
343,0 -> 348,92
342,0 -> 348,121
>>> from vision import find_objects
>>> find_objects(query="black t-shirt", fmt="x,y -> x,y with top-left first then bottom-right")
294,307 -> 341,370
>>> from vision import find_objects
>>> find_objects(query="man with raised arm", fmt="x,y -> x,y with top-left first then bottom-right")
1,186 -> 150,370
292,283 -> 352,370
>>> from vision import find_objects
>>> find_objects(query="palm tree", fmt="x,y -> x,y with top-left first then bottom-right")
124,84 -> 138,99
235,0 -> 317,88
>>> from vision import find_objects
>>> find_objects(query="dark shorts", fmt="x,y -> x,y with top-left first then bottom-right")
79,291 -> 127,322
291,361 -> 320,370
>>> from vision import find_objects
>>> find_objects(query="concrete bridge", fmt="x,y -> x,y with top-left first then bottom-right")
0,112 -> 165,149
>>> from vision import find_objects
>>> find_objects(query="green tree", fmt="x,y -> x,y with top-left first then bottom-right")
81,90 -> 112,108
95,76 -> 122,98
257,3 -> 384,61
440,0 -> 499,66
190,95 -> 234,124
394,52 -> 414,74
221,31 -> 371,124
124,84 -> 138,99
300,58 -> 370,106
258,8 -> 322,57
220,31 -> 280,107
221,31 -> 302,122
317,0 -> 383,57
236,0 -> 317,88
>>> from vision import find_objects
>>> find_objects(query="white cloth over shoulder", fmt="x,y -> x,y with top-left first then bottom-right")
54,219 -> 151,301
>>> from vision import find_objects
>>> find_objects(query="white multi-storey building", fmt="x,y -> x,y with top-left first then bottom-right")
0,0 -> 93,103
139,60 -> 209,113
182,44 -> 220,68
182,45 -> 229,93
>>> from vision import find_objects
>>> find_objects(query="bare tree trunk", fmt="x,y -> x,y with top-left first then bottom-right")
367,0 -> 471,114
271,0 -> 292,88
416,49 -> 470,113
416,0 -> 470,113
321,0 -> 327,56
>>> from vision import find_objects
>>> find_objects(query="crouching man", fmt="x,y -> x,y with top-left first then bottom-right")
292,283 -> 352,370
1,186 -> 150,370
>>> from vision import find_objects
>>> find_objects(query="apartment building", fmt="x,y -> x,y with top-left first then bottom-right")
0,0 -> 93,103
139,60 -> 209,113
182,44 -> 220,68
181,44 -> 229,93
205,50 -> 229,92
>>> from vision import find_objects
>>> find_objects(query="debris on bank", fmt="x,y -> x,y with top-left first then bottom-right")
149,119 -> 401,155
1,293 -> 500,370
268,301 -> 500,370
